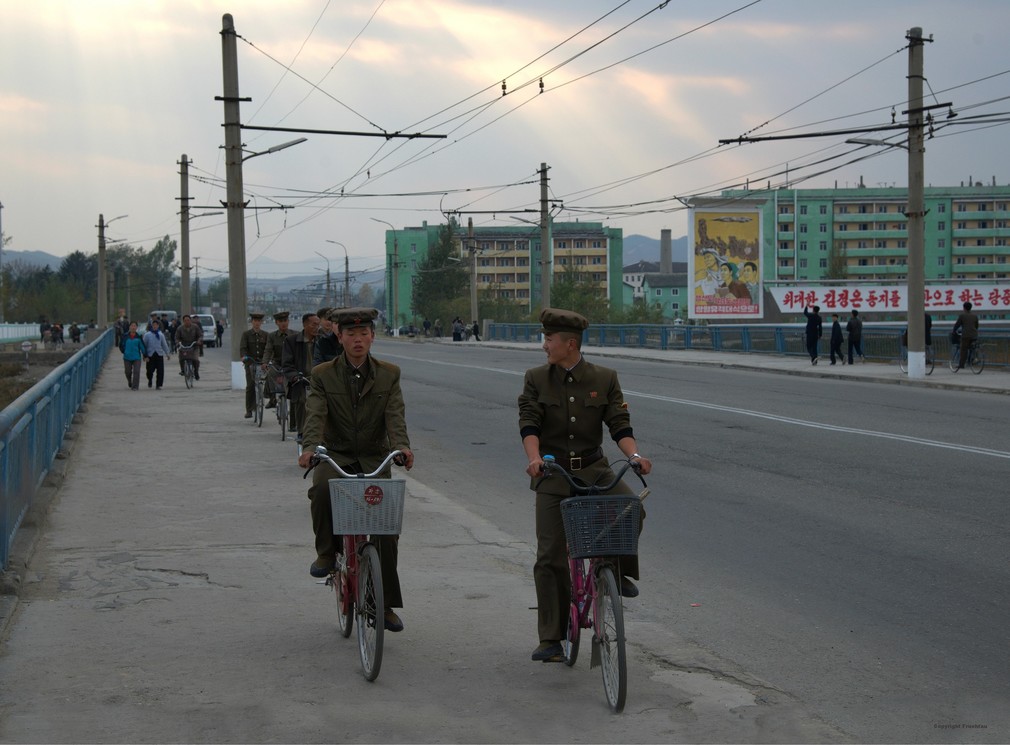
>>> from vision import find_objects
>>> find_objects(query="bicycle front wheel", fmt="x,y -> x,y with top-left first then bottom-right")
334,556 -> 353,638
897,345 -> 908,373
970,346 -> 985,374
596,565 -> 627,713
925,346 -> 934,375
278,397 -> 288,441
256,385 -> 265,427
564,559 -> 585,667
184,360 -> 194,389
949,348 -> 960,372
356,543 -> 384,681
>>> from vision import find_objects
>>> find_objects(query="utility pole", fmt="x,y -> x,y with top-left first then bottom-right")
194,257 -> 201,310
905,27 -> 929,379
0,200 -> 5,323
97,214 -> 108,329
468,217 -> 478,325
539,162 -> 551,310
124,267 -> 132,320
179,154 -> 192,316
344,251 -> 350,308
221,13 -> 249,385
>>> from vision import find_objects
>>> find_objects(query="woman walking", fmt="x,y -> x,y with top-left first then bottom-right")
142,319 -> 171,389
121,322 -> 145,390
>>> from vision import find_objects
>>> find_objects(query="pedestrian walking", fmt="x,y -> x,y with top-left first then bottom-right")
142,319 -> 171,389
803,305 -> 823,365
120,322 -> 145,390
846,309 -> 864,363
952,301 -> 979,371
471,321 -> 481,341
829,313 -> 845,365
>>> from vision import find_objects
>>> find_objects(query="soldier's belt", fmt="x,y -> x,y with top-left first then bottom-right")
556,447 -> 604,472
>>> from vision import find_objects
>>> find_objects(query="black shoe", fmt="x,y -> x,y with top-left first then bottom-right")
830,361 -> 836,365
620,577 -> 639,598
384,610 -> 404,632
531,641 -> 564,662
148,379 -> 153,388
309,559 -> 334,578
178,371 -> 185,376
244,411 -> 253,419
194,373 -> 200,380
265,400 -> 277,409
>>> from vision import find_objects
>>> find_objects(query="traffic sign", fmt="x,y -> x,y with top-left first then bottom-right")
21,341 -> 33,352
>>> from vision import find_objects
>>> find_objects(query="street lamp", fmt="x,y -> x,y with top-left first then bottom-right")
371,218 -> 399,329
241,137 -> 307,162
326,239 -> 350,308
97,214 -> 128,328
313,251 -> 332,306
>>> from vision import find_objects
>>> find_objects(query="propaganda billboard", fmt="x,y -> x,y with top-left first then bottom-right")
770,284 -> 1010,314
688,209 -> 762,319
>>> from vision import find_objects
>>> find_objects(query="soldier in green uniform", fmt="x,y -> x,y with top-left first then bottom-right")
518,307 -> 653,662
262,311 -> 294,408
297,307 -> 414,632
239,312 -> 269,419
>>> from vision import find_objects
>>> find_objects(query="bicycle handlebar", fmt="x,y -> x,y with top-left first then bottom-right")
536,457 -> 647,495
304,445 -> 406,479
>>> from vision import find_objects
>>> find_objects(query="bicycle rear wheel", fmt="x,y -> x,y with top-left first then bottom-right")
356,543 -> 384,681
970,346 -> 985,374
278,397 -> 288,441
255,384 -> 265,427
949,348 -> 959,372
925,346 -> 934,375
897,345 -> 908,373
596,565 -> 627,713
333,555 -> 353,638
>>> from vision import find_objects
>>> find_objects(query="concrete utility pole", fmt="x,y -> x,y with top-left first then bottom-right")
905,27 -> 929,379
372,218 -> 399,327
539,162 -> 551,310
325,240 -> 350,307
314,251 -> 332,306
468,217 -> 478,325
0,200 -> 5,323
97,214 -> 108,329
179,154 -> 192,316
221,13 -> 249,388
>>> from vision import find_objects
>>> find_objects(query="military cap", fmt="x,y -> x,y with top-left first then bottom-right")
334,307 -> 379,330
249,312 -> 265,320
273,311 -> 290,322
539,307 -> 589,335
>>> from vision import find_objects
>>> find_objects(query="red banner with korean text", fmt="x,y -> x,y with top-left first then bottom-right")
769,285 -> 1010,313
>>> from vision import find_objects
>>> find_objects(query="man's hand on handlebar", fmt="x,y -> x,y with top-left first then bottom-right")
395,448 -> 414,470
526,457 -> 544,479
297,450 -> 315,469
629,455 -> 653,476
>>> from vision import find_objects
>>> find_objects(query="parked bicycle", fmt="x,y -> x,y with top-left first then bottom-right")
538,456 -> 649,713
177,341 -> 200,388
897,331 -> 934,375
304,446 -> 407,682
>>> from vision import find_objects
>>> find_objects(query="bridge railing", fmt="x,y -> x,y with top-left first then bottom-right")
0,329 -> 114,569
487,322 -> 1010,368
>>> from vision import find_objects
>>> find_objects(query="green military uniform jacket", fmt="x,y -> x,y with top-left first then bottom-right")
239,328 -> 269,363
263,328 -> 294,366
518,357 -> 633,496
302,353 -> 410,475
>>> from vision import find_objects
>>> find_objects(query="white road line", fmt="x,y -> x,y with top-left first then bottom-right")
386,352 -> 1010,460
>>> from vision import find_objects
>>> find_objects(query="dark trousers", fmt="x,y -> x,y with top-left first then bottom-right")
959,337 -> 975,368
145,355 -> 166,387
308,460 -> 403,608
244,361 -> 257,414
534,481 -> 641,644
830,339 -> 844,363
805,335 -> 819,361
847,338 -> 863,364
123,359 -> 141,389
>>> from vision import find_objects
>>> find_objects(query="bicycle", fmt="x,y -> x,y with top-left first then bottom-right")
252,364 -> 266,426
949,336 -> 985,374
177,342 -> 200,388
897,332 -> 934,375
538,456 -> 649,713
263,363 -> 288,440
304,446 -> 407,682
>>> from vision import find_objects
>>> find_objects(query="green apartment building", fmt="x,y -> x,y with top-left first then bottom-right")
719,183 -> 1010,284
380,221 -> 624,325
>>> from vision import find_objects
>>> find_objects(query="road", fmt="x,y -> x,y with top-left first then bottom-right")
0,338 -> 1006,743
385,341 -> 1010,743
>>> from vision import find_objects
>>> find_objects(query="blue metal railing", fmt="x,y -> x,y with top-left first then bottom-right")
487,322 -> 1010,369
0,329 -> 114,569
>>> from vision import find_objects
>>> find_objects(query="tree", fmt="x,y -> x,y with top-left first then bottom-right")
548,266 -> 609,323
58,251 -> 98,299
411,219 -> 468,324
826,241 -> 848,280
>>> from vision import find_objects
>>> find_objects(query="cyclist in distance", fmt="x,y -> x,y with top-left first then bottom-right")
952,301 -> 979,371
518,307 -> 652,663
297,307 -> 414,632
174,314 -> 203,380
281,311 -> 320,439
262,311 -> 295,409
239,312 -> 269,419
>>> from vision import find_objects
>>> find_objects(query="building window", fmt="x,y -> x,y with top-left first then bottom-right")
957,221 -> 967,230
839,205 -> 849,214
574,240 -> 584,249
819,259 -> 828,268
938,239 -> 946,248
979,221 -> 989,229
799,258 -> 808,268
978,256 -> 989,264
838,224 -> 848,232
978,203 -> 989,211
655,289 -> 663,297
957,203 -> 967,212
558,257 -> 567,265
859,223 -> 869,231
800,205 -> 808,215
857,240 -> 868,249
779,241 -> 789,251
800,241 -> 808,251
938,257 -> 946,266
938,221 -> 945,230
799,224 -> 808,233
819,205 -> 828,215
778,259 -> 790,268
977,239 -> 986,247
820,241 -> 827,251
779,222 -> 791,232
557,241 -> 567,249
937,203 -> 946,213
779,205 -> 790,214
897,240 -> 907,248
671,288 -> 679,296
592,240 -> 602,248
592,256 -> 602,265
858,259 -> 868,266
956,240 -> 965,247
956,257 -> 966,264
819,224 -> 827,233
878,204 -> 888,213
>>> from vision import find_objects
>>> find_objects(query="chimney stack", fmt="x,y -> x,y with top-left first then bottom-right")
660,229 -> 672,274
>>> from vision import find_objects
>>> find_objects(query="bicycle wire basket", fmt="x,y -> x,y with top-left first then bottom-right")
329,479 -> 406,535
560,495 -> 641,558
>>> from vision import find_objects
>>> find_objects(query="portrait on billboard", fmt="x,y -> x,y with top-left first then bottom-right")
688,209 -> 762,319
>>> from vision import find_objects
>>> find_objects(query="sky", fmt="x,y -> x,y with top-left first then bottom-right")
2,0 -> 1009,281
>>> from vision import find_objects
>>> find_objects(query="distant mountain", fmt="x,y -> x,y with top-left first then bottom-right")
2,249 -> 64,271
623,233 -> 687,266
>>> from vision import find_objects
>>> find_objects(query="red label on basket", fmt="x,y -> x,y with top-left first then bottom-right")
363,485 -> 384,505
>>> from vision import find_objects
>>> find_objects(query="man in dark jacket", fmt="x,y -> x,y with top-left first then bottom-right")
803,305 -> 823,365
829,313 -> 845,365
281,312 -> 319,438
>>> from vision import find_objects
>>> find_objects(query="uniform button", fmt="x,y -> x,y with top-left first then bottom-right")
569,451 -> 576,457
569,396 -> 575,403
570,416 -> 576,423
569,435 -> 574,440
567,377 -> 573,383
